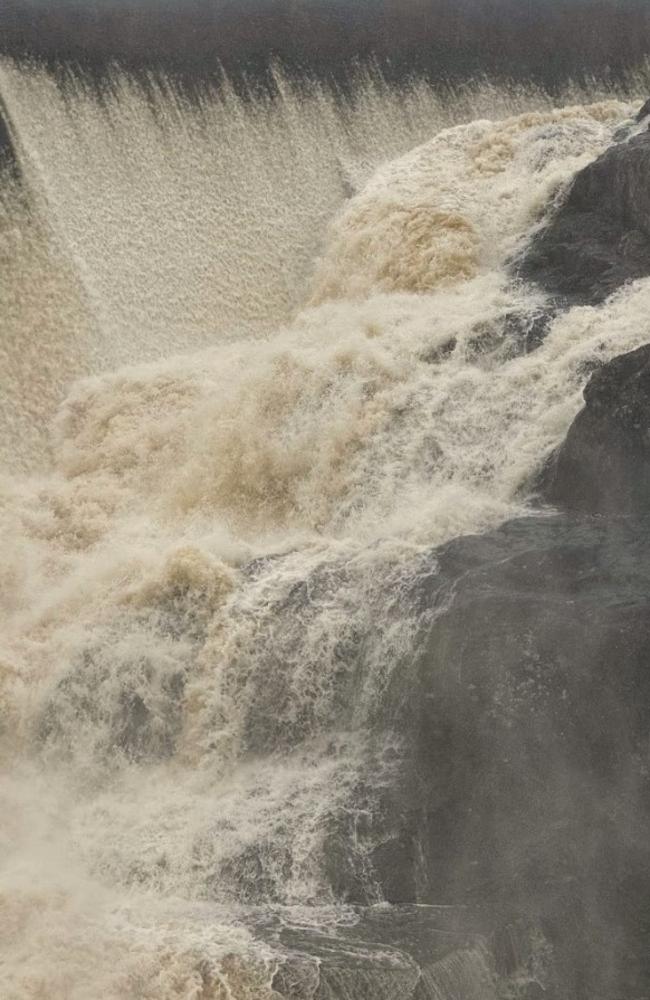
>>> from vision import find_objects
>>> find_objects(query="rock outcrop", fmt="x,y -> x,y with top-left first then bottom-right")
271,907 -> 498,1000
540,343 -> 650,513
516,128 -> 650,304
363,514 -> 650,999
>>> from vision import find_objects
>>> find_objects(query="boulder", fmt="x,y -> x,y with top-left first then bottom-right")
539,343 -> 650,513
515,129 -> 650,304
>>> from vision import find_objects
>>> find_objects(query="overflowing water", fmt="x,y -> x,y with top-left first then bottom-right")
2,59 -> 650,998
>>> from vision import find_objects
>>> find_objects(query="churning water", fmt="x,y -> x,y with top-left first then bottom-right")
2,59 -> 650,998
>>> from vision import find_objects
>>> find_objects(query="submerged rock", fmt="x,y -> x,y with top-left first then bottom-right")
539,343 -> 650,513
515,127 -> 650,304
270,906 -> 499,1000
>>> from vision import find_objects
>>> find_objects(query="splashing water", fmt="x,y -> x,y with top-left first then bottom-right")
2,60 -> 650,998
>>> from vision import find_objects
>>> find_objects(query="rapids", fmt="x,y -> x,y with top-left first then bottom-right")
1,62 -> 650,998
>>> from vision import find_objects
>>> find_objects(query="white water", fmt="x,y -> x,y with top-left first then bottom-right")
1,61 -> 650,998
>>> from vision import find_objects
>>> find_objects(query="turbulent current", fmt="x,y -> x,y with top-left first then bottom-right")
2,61 -> 650,998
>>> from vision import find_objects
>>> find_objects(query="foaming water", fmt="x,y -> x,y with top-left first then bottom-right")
1,62 -> 650,997
0,61 -> 633,471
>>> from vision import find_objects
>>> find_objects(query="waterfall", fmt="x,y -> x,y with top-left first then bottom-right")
1,61 -> 648,999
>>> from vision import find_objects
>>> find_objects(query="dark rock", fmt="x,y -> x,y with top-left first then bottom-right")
539,343 -> 650,514
421,308 -> 553,369
332,515 -> 650,999
272,940 -> 416,1000
636,98 -> 650,122
271,920 -> 420,1000
0,96 -> 18,177
222,501 -> 650,996
412,944 -> 496,1000
515,132 -> 650,305
270,906 -> 499,1000
466,308 -> 553,362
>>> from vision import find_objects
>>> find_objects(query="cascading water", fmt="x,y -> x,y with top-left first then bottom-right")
2,59 -> 650,998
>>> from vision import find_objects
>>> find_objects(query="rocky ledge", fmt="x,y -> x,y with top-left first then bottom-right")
515,123 -> 650,305
539,343 -> 650,513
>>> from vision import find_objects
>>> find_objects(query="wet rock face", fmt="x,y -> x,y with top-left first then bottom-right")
266,517 -> 650,999
270,906 -> 502,1000
516,130 -> 650,304
340,516 -> 650,1000
540,343 -> 650,513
